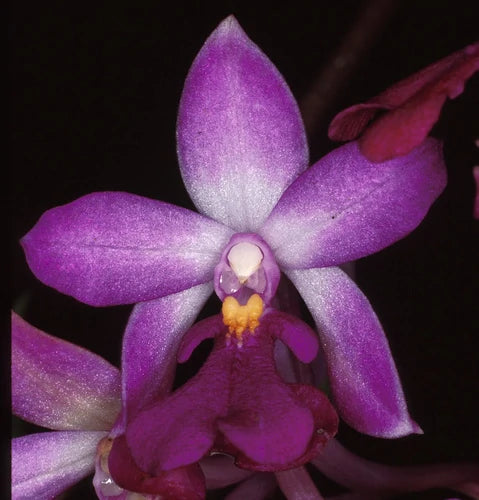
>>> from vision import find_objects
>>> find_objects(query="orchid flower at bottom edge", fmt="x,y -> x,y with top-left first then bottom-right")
11,311 -> 479,499
11,309 -> 206,500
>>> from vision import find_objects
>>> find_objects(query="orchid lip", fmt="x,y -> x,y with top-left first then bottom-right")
214,233 -> 280,305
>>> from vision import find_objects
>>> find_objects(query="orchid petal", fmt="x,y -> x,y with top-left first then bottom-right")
120,283 -> 213,427
329,42 -> 479,162
312,439 -> 479,496
12,431 -> 105,499
12,312 -> 120,431
226,473 -> 277,500
22,192 -> 232,306
276,466 -> 324,500
288,267 -> 420,437
261,140 -> 446,269
177,16 -> 308,231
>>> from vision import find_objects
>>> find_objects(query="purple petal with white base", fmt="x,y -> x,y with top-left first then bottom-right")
12,311 -> 120,431
22,192 -> 232,306
177,16 -> 308,231
120,283 -> 213,427
12,431 -> 106,500
288,267 -> 420,438
261,139 -> 446,269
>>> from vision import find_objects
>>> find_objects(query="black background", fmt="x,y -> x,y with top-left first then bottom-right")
9,1 -> 479,498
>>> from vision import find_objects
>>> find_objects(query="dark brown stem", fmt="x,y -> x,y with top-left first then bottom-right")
300,0 -> 397,138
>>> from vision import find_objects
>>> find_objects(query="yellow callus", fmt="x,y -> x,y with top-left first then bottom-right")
222,294 -> 264,346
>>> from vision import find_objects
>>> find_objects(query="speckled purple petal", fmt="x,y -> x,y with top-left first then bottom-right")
288,267 -> 421,438
12,312 -> 120,431
12,431 -> 105,499
120,283 -> 213,427
261,139 -> 446,269
177,16 -> 308,231
22,192 -> 232,306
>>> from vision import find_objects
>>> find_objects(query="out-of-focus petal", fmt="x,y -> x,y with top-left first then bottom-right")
226,473 -> 277,500
201,455 -> 252,489
276,466 -> 324,500
12,431 -> 105,499
22,192 -> 232,306
12,312 -> 120,431
312,439 -> 479,496
120,283 -> 213,427
329,43 -> 479,162
177,16 -> 308,231
288,267 -> 421,438
473,166 -> 479,219
261,140 -> 446,269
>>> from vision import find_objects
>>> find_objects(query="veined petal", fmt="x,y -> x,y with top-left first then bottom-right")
12,431 -> 105,499
22,192 -> 232,306
120,283 -> 213,427
288,267 -> 420,438
177,16 -> 308,231
12,312 -> 120,431
261,140 -> 446,269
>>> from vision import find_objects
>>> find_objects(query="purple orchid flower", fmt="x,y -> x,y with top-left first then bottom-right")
328,41 -> 479,162
22,16 -> 447,441
11,311 -> 205,499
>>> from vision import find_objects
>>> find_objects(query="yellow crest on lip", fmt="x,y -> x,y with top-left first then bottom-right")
222,294 -> 263,347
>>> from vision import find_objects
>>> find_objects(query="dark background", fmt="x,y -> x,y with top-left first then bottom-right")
9,1 -> 479,498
